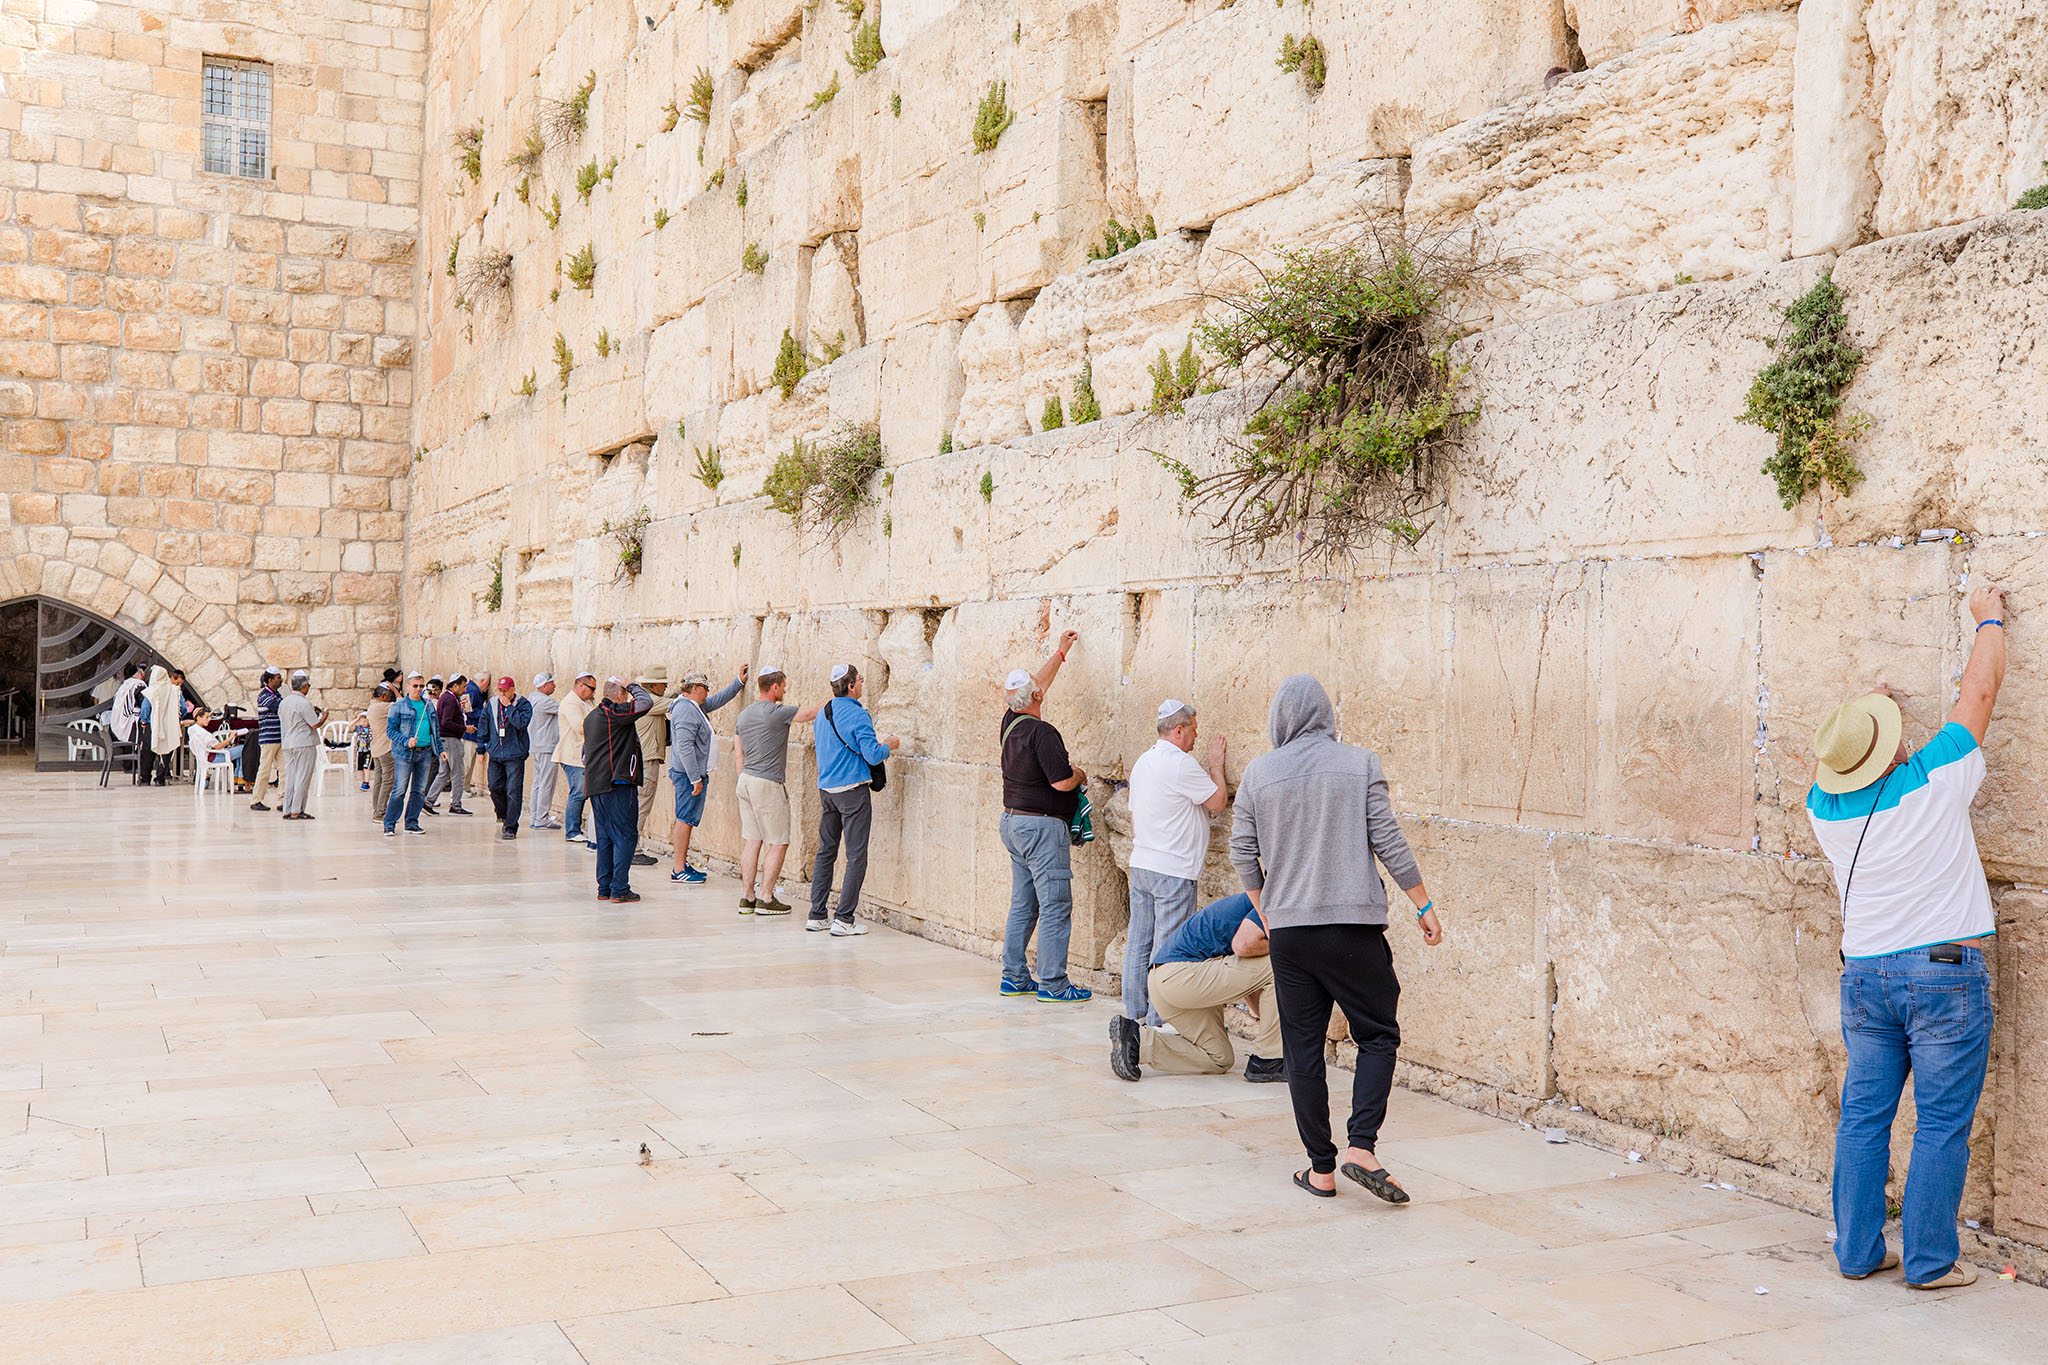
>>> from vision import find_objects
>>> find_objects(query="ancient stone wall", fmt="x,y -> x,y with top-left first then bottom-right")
0,0 -> 425,706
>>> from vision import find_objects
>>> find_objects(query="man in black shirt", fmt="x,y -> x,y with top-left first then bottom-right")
997,629 -> 1091,1003
584,677 -> 654,903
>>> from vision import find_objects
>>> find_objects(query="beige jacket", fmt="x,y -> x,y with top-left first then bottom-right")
556,692 -> 592,766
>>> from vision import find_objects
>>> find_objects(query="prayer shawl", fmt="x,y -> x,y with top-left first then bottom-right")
110,676 -> 144,743
144,667 -> 182,756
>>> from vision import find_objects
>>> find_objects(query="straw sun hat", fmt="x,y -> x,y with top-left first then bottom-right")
1813,693 -> 1903,795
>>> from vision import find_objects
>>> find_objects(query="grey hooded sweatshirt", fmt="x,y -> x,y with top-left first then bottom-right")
1228,674 -> 1421,930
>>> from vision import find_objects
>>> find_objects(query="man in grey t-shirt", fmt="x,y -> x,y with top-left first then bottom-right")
731,666 -> 822,915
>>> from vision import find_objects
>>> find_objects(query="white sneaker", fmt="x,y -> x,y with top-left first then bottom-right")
806,918 -> 831,933
830,919 -> 868,937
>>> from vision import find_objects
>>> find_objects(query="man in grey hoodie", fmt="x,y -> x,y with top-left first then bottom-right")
1230,674 -> 1444,1203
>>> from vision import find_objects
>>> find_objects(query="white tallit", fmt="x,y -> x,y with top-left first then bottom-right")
110,675 -> 144,743
144,666 -> 182,755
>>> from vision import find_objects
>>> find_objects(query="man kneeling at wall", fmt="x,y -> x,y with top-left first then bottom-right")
1109,893 -> 1285,1083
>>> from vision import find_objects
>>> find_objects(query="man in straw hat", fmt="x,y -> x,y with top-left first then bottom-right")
631,665 -> 671,867
1809,581 -> 2007,1291
665,664 -> 747,885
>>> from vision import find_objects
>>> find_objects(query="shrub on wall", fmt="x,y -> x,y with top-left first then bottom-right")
452,124 -> 483,183
2015,163 -> 2048,211
567,243 -> 596,292
849,22 -> 884,74
454,248 -> 513,313
686,69 -> 715,125
484,549 -> 505,612
1739,272 -> 1869,509
602,506 -> 651,583
537,70 -> 596,149
1069,359 -> 1101,424
1278,34 -> 1326,93
766,427 -> 885,537
972,81 -> 1014,153
773,329 -> 807,399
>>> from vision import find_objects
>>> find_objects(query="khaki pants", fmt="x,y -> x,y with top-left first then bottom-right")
1141,954 -> 1281,1074
638,765 -> 661,837
249,742 -> 283,804
368,751 -> 394,821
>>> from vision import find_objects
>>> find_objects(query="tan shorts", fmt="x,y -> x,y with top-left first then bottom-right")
736,772 -> 790,844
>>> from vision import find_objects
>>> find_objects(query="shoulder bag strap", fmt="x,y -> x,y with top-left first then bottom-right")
1839,769 -> 1892,918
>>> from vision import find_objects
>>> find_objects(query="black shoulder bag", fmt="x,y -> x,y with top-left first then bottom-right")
825,698 -> 886,792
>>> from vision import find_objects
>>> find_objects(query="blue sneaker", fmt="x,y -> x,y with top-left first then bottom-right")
585,841 -> 598,850
671,865 -> 708,884
999,976 -> 1039,998
1036,982 -> 1092,1004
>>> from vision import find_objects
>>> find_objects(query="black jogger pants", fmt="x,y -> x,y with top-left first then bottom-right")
1269,922 -> 1402,1175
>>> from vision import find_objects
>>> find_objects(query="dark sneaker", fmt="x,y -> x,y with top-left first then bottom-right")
450,807 -> 474,816
596,892 -> 614,902
248,802 -> 270,811
403,826 -> 425,835
1243,1055 -> 1286,1084
753,899 -> 791,917
611,889 -> 642,903
738,898 -> 756,915
1036,982 -> 1091,1004
1109,1015 -> 1141,1082
383,829 -> 396,839
630,853 -> 659,867
999,976 -> 1040,998
499,829 -> 515,841
671,866 -> 707,884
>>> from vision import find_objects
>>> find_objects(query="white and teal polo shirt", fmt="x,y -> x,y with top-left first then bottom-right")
1807,722 -> 1994,960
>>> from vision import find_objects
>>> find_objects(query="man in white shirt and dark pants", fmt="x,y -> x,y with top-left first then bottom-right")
1123,699 -> 1227,1025
1808,581 -> 2006,1291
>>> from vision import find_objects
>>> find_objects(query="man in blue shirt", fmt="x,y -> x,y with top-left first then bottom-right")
247,669 -> 284,809
1110,894 -> 1283,1083
809,664 -> 898,936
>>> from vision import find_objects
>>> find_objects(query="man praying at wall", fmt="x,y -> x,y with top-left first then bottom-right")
527,673 -> 562,831
732,667 -> 823,915
666,666 -> 747,884
586,676 -> 656,903
996,630 -> 1091,1002
1124,698 -> 1228,1025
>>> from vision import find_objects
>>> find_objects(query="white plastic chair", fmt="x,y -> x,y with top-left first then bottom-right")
66,719 -> 105,763
314,718 -> 353,792
190,733 -> 234,794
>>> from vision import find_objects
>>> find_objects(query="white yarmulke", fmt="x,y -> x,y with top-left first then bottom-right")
830,664 -> 851,682
1157,698 -> 1188,721
757,664 -> 783,677
575,669 -> 596,681
1005,669 -> 1033,692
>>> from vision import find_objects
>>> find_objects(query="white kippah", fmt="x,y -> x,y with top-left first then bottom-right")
575,669 -> 596,681
829,664 -> 851,682
1157,698 -> 1188,721
1005,669 -> 1032,692
757,664 -> 783,677
606,675 -> 626,686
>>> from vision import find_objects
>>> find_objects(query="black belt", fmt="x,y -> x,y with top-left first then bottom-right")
1004,808 -> 1063,818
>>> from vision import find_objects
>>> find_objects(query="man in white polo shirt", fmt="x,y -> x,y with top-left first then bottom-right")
1808,580 -> 2006,1292
1123,699 -> 1227,1025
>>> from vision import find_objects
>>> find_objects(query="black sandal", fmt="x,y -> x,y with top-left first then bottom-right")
1293,1169 -> 1335,1199
1341,1161 -> 1410,1204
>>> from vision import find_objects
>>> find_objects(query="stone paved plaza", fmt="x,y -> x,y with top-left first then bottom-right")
2,758 -> 2044,1364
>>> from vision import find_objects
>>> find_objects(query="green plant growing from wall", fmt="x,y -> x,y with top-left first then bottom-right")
549,287 -> 560,302
1158,225 -> 1491,557
939,430 -> 954,453
809,74 -> 840,110
837,0 -> 865,21
972,81 -> 1015,153
538,69 -> 597,149
541,192 -> 561,229
515,176 -> 532,204
1148,341 -> 1201,416
2016,163 -> 2048,210
741,242 -> 767,274
603,156 -> 618,182
1041,395 -> 1064,430
516,370 -> 536,397
735,174 -> 748,207
423,558 -> 444,573
453,123 -> 483,182
815,329 -> 848,364
600,505 -> 650,582
686,69 -> 715,125
693,443 -> 724,489
732,541 -> 743,566
848,21 -> 884,73
1278,33 -> 1327,93
980,470 -> 993,501
595,327 -> 613,358
773,328 -> 808,398
660,100 -> 680,133
1088,214 -> 1156,261
567,243 -> 596,291
812,426 -> 886,533
576,159 -> 600,201
653,207 -> 670,229
765,437 -> 823,517
484,549 -> 505,612
973,210 -> 986,231
554,331 -> 574,390
509,127 -> 545,171
455,248 -> 513,312
445,240 -> 459,278
890,91 -> 902,117
1069,358 -> 1101,424
1739,271 -> 1870,509
706,166 -> 726,190
882,512 -> 892,537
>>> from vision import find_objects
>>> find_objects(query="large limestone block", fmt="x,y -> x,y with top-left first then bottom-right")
1307,0 -> 1564,168
1407,14 -> 1796,326
879,321 -> 966,459
1449,256 -> 1825,563
1199,160 -> 1408,299
1109,394 -> 1298,587
1866,0 -> 2048,239
1824,214 -> 2048,545
1565,0 -> 1787,66
1129,0 -> 1313,232
643,309 -> 716,434
1025,230 -> 1204,420
1756,541 -> 1956,859
1327,572 -> 1447,816
806,233 -> 865,357
857,155 -> 988,339
1595,557 -> 1758,850
1789,0 -> 1881,257
1114,585 -> 1195,779
1447,562 -> 1596,828
701,249 -> 805,399
988,423 -> 1122,596
729,51 -> 807,159
1960,539 -> 2048,886
1550,837 -> 1845,1180
1996,889 -> 2048,1243
1392,822 -> 1553,1096
926,592 -> 1126,768
976,99 -> 1112,306
954,299 -> 1033,446
1188,579 -> 1349,788
883,451 -> 993,607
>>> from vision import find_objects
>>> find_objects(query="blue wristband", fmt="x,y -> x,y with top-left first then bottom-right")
1416,900 -> 1432,920
1978,619 -> 2004,632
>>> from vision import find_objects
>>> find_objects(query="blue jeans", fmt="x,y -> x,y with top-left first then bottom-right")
590,783 -> 639,896
1834,945 -> 1993,1284
562,764 -> 587,838
384,747 -> 433,831
1000,812 -> 1073,989
1124,868 -> 1198,1023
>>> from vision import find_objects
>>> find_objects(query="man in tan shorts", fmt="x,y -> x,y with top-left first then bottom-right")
730,666 -> 822,915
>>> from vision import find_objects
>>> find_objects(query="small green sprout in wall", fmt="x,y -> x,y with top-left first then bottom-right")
809,74 -> 840,111
939,431 -> 954,454
516,370 -> 536,397
567,243 -> 596,292
980,470 -> 994,502
735,174 -> 748,207
549,287 -> 560,303
1147,340 -> 1201,416
423,558 -> 444,573
1041,395 -> 1064,431
881,470 -> 894,490
576,159 -> 600,201
882,512 -> 892,537
973,210 -> 985,231
1673,271 -> 1695,286
2016,163 -> 2048,210
602,156 -> 619,183
445,240 -> 459,278
731,541 -> 742,567
1012,19 -> 1021,42
453,123 -> 483,183
602,505 -> 651,582
554,331 -> 574,390
686,69 -> 715,125
815,329 -> 847,364
654,207 -> 670,229
595,328 -> 613,358
1277,34 -> 1327,93
706,166 -> 725,191
773,328 -> 808,398
890,91 -> 902,117
542,192 -> 562,229
484,548 -> 504,612
1070,358 -> 1101,424
848,21 -> 884,74
509,127 -> 545,171
515,176 -> 531,204
661,100 -> 680,133
414,444 -> 429,462
1088,215 -> 1154,261
1739,271 -> 1870,509
694,443 -> 724,489
972,80 -> 1015,153
741,242 -> 767,274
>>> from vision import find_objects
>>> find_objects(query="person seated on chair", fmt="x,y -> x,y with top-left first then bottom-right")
185,706 -> 242,777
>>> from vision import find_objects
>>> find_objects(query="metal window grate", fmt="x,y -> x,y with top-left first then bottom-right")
201,58 -> 271,179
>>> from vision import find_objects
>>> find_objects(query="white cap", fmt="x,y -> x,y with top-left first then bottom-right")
574,669 -> 596,682
1005,669 -> 1033,692
406,671 -> 424,681
829,664 -> 851,683
533,672 -> 554,687
290,670 -> 310,685
757,664 -> 783,678
606,675 -> 626,686
1157,698 -> 1189,721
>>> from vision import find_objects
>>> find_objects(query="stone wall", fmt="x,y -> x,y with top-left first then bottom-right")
0,0 -> 425,706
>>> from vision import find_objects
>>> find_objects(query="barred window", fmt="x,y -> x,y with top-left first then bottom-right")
201,58 -> 272,179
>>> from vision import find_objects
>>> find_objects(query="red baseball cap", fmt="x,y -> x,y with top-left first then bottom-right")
497,676 -> 515,690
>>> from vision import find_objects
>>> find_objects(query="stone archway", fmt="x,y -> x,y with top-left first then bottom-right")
0,595 -> 173,771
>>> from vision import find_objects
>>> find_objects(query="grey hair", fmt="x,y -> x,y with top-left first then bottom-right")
1005,684 -> 1036,712
1156,704 -> 1196,735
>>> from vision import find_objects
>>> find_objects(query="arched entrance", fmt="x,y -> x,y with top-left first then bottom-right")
0,596 -> 177,771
